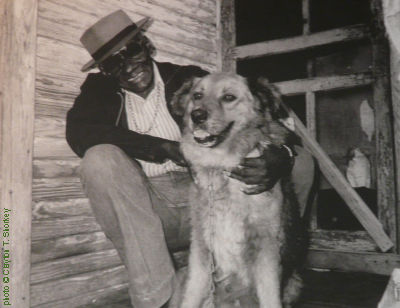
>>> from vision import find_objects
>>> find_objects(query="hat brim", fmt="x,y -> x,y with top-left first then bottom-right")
81,17 -> 153,72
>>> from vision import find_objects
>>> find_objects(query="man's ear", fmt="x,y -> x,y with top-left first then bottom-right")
170,77 -> 200,117
248,76 -> 288,120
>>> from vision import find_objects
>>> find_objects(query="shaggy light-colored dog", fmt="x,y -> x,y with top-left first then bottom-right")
171,73 -> 306,308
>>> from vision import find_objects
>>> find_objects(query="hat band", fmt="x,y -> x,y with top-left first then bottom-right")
91,24 -> 137,62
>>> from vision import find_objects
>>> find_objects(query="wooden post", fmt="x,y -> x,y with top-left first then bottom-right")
217,0 -> 236,72
390,41 -> 400,253
0,0 -> 37,307
370,0 -> 398,250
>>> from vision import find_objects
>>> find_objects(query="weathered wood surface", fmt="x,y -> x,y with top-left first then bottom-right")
235,24 -> 370,60
218,0 -> 236,72
31,249 -> 122,284
30,266 -> 128,306
33,198 -> 91,219
39,0 -> 216,50
390,44 -> 400,253
370,0 -> 398,250
32,216 -> 101,241
31,231 -> 113,263
274,73 -> 374,96
307,249 -> 400,276
0,1 -> 38,307
310,230 -> 378,252
32,283 -> 129,308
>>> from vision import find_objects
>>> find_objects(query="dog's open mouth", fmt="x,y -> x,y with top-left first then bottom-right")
193,122 -> 234,147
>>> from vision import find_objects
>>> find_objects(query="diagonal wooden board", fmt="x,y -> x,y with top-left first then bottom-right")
264,79 -> 394,252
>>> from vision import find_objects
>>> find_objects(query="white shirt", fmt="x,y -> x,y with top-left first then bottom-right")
124,64 -> 186,177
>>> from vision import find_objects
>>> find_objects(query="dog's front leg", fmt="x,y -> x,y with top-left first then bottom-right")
181,233 -> 213,308
252,237 -> 282,308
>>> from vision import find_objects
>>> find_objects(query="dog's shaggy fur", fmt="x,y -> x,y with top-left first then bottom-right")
171,73 -> 306,308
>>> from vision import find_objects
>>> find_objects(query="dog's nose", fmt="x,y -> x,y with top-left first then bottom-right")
191,109 -> 208,124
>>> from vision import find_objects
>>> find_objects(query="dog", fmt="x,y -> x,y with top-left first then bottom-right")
170,73 -> 307,307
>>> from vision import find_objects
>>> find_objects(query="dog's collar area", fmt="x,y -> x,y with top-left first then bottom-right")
193,121 -> 235,148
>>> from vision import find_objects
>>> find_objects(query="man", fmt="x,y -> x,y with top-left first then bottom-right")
66,10 -> 312,308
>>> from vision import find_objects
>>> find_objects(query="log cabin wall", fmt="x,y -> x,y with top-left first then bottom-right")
31,1 -> 219,307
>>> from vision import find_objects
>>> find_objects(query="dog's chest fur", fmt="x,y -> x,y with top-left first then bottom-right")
182,136 -> 285,290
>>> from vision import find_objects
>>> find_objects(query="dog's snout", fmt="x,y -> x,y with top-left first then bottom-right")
191,109 -> 208,124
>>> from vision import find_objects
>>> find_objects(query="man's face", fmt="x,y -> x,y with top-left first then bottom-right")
100,37 -> 154,94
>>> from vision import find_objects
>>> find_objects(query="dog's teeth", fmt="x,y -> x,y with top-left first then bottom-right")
193,129 -> 210,139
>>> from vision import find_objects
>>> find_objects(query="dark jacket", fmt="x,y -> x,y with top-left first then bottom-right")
66,61 -> 207,162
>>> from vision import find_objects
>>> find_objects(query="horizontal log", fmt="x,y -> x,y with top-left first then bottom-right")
31,265 -> 128,306
32,176 -> 84,200
37,23 -> 216,74
31,231 -> 113,264
310,230 -> 378,252
39,0 -> 216,51
33,136 -> 77,159
33,158 -> 80,178
307,249 -> 400,275
31,249 -> 122,284
235,24 -> 370,60
32,283 -> 129,308
35,116 -> 67,138
274,73 -> 374,96
32,197 -> 91,220
32,216 -> 101,241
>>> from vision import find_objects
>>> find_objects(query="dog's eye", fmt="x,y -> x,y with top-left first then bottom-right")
222,94 -> 236,102
193,92 -> 203,100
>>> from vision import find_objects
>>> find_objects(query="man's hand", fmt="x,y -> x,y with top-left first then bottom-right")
228,144 -> 294,195
161,140 -> 187,167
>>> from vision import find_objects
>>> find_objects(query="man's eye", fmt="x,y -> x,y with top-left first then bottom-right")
222,94 -> 236,102
193,92 -> 203,100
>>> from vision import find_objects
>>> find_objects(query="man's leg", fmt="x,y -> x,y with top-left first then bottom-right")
80,144 -> 189,308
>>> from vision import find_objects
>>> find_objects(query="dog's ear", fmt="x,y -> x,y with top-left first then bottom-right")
248,76 -> 288,121
170,77 -> 200,117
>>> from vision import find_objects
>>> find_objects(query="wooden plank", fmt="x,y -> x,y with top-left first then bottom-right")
235,24 -> 370,60
38,0 -> 215,50
309,230 -> 378,252
32,216 -> 101,241
34,136 -> 77,159
35,116 -> 67,138
32,177 -> 84,200
389,43 -> 400,253
31,249 -> 122,284
31,283 -> 129,308
31,231 -> 113,264
273,73 -> 374,96
32,198 -> 91,220
307,249 -> 400,276
260,79 -> 394,252
0,1 -> 37,307
30,265 -> 128,306
370,0 -> 398,250
33,158 -> 80,178
217,0 -> 236,72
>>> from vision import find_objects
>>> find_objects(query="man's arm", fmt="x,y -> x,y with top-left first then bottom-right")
66,73 -> 179,163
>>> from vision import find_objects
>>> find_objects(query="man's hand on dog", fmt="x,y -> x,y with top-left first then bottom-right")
228,144 -> 294,195
161,141 -> 187,167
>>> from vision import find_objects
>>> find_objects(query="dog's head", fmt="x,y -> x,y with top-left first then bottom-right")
171,73 -> 288,148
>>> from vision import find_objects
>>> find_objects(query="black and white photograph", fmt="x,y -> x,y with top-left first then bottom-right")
1,0 -> 400,307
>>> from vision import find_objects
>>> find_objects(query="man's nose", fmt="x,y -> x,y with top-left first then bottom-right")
191,108 -> 208,124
